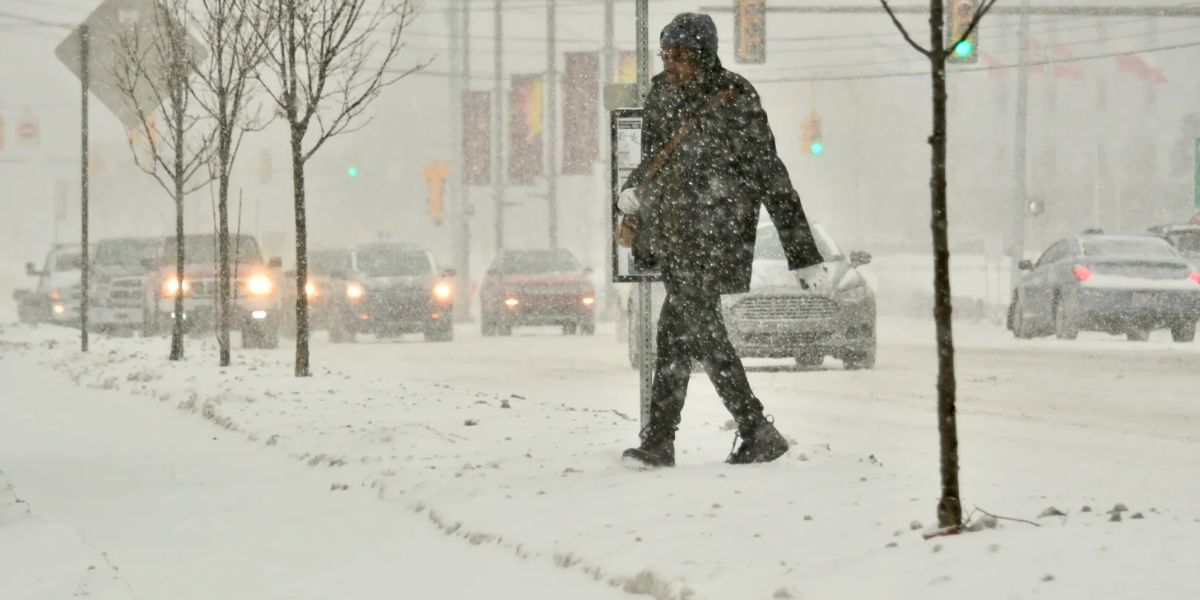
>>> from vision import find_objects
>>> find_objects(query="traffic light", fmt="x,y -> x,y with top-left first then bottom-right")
946,0 -> 980,64
735,0 -> 766,64
423,160 -> 449,226
802,115 -> 824,156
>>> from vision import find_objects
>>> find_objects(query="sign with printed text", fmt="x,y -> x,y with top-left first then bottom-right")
610,109 -> 660,283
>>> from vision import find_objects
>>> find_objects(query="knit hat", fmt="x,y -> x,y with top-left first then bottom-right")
660,13 -> 718,56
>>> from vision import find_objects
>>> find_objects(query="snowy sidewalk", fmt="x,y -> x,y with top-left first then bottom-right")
3,324 -> 1200,599
0,335 -> 625,600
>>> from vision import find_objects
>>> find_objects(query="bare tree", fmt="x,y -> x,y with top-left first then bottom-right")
251,0 -> 426,377
112,0 -> 214,361
190,0 -> 272,367
879,0 -> 998,530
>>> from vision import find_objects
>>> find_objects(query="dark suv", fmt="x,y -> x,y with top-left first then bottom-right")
479,249 -> 596,336
323,243 -> 455,343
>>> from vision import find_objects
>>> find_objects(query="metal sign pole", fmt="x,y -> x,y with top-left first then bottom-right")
80,23 -> 90,353
635,0 -> 652,428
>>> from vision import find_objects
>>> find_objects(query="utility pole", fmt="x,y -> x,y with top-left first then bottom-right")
1011,0 -> 1030,279
635,0 -> 652,428
448,0 -> 472,319
492,0 -> 505,253
546,0 -> 558,249
601,0 -> 616,317
1093,17 -> 1107,228
79,24 -> 90,353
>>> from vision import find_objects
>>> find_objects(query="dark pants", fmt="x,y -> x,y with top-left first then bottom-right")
646,289 -> 766,441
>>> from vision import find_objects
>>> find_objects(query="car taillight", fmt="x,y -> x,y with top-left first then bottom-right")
1072,266 -> 1093,282
1190,272 -> 1200,284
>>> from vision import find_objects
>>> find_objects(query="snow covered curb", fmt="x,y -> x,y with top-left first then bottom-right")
4,324 -> 1199,599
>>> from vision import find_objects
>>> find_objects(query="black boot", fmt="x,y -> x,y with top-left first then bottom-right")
726,419 -> 788,465
622,429 -> 676,468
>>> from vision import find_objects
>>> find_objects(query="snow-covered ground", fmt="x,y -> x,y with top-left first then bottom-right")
2,318 -> 1199,599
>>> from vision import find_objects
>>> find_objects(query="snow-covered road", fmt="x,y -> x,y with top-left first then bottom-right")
2,319 -> 1199,599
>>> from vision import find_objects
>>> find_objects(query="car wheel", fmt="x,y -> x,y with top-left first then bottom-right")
1170,320 -> 1196,343
794,352 -> 824,369
497,318 -> 513,336
580,321 -> 596,336
843,341 -> 877,370
562,322 -> 578,335
481,311 -> 496,337
1053,298 -> 1079,340
329,320 -> 356,343
1011,297 -> 1036,339
1126,328 -> 1150,342
425,321 -> 454,343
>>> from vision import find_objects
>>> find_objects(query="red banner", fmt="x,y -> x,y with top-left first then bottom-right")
562,52 -> 600,175
1116,54 -> 1167,84
462,90 -> 491,186
508,74 -> 544,186
1051,44 -> 1084,80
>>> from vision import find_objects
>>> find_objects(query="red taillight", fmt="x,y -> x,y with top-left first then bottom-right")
1072,266 -> 1093,282
1190,272 -> 1200,284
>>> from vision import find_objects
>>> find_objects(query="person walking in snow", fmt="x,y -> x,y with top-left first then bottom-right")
617,13 -> 828,468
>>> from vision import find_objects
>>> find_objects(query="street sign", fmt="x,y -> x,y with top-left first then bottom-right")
610,108 -> 660,283
54,0 -> 205,128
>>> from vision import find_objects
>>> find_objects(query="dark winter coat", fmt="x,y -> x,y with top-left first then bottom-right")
622,68 -> 823,296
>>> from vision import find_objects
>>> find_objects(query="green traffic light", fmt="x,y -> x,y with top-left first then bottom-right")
347,166 -> 359,177
810,141 -> 825,156
954,39 -> 975,59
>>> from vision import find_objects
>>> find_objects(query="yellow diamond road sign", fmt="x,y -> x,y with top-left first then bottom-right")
55,0 -> 205,129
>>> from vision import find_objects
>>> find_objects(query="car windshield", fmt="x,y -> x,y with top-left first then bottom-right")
754,225 -> 841,262
501,250 -> 580,274
356,247 -> 431,277
165,237 -> 264,265
1169,231 -> 1200,254
54,251 -> 84,271
94,239 -> 160,267
1081,237 -> 1177,257
310,250 -> 353,275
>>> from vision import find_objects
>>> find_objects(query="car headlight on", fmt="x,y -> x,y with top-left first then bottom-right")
163,277 -> 190,296
346,283 -> 364,300
433,281 -> 453,301
582,295 -> 596,307
247,274 -> 273,296
305,280 -> 318,298
504,296 -> 520,308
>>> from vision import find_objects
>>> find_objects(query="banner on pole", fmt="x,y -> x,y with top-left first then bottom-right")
462,90 -> 491,186
508,74 -> 544,186
563,52 -> 600,175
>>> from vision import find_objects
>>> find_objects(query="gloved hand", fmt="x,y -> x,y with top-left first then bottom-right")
617,188 -> 641,214
794,263 -> 830,292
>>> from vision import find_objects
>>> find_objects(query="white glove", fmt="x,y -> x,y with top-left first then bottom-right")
617,188 -> 641,214
795,263 -> 829,292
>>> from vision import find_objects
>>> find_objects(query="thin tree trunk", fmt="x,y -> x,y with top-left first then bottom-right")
170,194 -> 186,357
929,0 -> 962,529
290,126 -> 310,377
216,138 -> 232,367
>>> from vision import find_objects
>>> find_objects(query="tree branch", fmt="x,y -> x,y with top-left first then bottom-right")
880,0 -> 931,57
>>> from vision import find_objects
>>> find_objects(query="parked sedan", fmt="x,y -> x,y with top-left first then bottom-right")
626,223 -> 877,370
479,249 -> 596,336
1008,233 -> 1200,342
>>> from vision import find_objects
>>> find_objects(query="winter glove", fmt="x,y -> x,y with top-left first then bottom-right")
617,188 -> 641,214
794,263 -> 830,292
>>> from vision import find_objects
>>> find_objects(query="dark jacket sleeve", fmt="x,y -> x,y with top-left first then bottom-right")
620,76 -> 668,193
733,85 -> 823,271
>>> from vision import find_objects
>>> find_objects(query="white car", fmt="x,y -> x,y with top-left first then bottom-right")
624,223 -> 877,370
